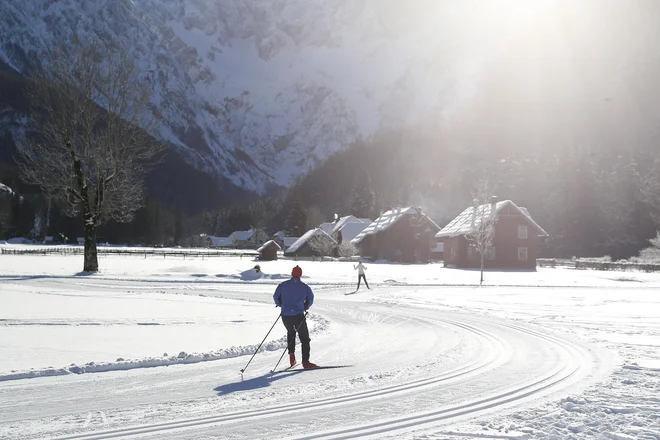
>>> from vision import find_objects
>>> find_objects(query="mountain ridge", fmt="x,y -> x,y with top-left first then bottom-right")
0,0 -> 515,193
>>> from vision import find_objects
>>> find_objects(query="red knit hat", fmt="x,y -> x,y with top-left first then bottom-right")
291,265 -> 302,278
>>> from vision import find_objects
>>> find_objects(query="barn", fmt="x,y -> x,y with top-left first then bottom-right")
351,207 -> 440,263
437,199 -> 548,269
283,228 -> 337,258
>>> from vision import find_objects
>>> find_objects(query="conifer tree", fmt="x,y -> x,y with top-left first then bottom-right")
286,196 -> 307,237
173,205 -> 184,246
350,172 -> 375,218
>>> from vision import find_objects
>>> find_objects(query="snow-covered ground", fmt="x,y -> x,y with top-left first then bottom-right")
0,250 -> 659,439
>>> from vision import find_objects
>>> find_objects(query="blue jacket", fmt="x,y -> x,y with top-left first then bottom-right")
273,277 -> 314,316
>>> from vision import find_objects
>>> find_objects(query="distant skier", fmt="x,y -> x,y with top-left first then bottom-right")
354,259 -> 370,290
273,265 -> 317,369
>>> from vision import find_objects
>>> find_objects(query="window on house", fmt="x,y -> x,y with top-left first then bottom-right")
518,247 -> 528,261
486,246 -> 495,260
518,225 -> 528,239
467,246 -> 474,261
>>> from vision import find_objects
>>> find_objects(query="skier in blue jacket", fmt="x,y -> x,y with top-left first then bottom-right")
273,265 -> 317,368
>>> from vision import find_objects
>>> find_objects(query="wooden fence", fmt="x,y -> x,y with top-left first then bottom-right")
0,246 -> 258,260
538,258 -> 660,272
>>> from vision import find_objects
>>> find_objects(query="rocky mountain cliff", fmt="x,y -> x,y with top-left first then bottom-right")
0,0 -> 525,193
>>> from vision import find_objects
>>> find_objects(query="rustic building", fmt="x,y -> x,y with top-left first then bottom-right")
351,207 -> 440,263
272,231 -> 299,251
257,240 -> 281,261
229,229 -> 269,248
330,216 -> 372,244
284,228 -> 337,258
203,235 -> 233,248
437,199 -> 548,269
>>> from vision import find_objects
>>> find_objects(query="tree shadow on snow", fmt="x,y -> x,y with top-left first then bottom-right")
214,370 -> 302,396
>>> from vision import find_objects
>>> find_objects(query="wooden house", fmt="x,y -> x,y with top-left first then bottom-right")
272,231 -> 300,251
229,229 -> 269,248
284,228 -> 337,258
351,207 -> 440,263
436,199 -> 547,269
329,216 -> 372,244
203,235 -> 233,248
257,240 -> 281,261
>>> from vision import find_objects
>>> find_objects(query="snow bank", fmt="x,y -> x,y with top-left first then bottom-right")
220,267 -> 289,281
0,314 -> 329,382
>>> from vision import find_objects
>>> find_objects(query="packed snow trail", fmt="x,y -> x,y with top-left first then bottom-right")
0,278 -> 609,440
37,313 -> 598,440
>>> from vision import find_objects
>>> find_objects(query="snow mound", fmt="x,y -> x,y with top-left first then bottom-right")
0,314 -> 329,382
215,268 -> 289,281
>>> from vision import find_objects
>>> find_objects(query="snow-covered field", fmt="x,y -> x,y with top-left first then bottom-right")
1,248 -> 659,439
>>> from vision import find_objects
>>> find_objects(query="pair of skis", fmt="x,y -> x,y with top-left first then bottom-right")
270,363 -> 353,374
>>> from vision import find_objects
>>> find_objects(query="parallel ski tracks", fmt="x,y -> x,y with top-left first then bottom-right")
51,318 -> 502,440
293,321 -> 589,439
51,317 -> 590,440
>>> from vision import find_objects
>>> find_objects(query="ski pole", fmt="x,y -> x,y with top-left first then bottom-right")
271,312 -> 308,373
240,313 -> 281,374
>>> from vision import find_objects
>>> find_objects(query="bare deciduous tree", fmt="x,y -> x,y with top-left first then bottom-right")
307,233 -> 337,258
17,41 -> 162,272
467,180 -> 498,285
337,241 -> 358,258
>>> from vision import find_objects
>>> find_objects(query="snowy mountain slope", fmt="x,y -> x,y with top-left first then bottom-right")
0,0 -> 530,193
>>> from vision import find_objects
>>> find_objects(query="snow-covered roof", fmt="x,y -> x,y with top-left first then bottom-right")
331,215 -> 372,236
336,222 -> 371,243
7,237 -> 34,244
0,183 -> 13,195
257,240 -> 281,252
435,200 -> 548,238
319,222 -> 335,234
285,228 -> 336,254
206,236 -> 233,247
351,207 -> 440,245
230,229 -> 255,241
283,237 -> 299,247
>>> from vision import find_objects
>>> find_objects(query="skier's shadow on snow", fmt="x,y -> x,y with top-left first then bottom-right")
214,370 -> 302,395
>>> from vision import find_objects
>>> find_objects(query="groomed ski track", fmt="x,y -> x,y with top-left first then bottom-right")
0,279 -> 609,440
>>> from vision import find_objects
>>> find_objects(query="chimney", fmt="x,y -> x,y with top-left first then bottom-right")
490,196 -> 497,217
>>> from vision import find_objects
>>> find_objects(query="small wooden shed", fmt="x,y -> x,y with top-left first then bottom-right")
257,240 -> 281,261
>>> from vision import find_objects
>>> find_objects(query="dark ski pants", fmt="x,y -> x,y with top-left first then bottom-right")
282,313 -> 310,362
357,274 -> 369,289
